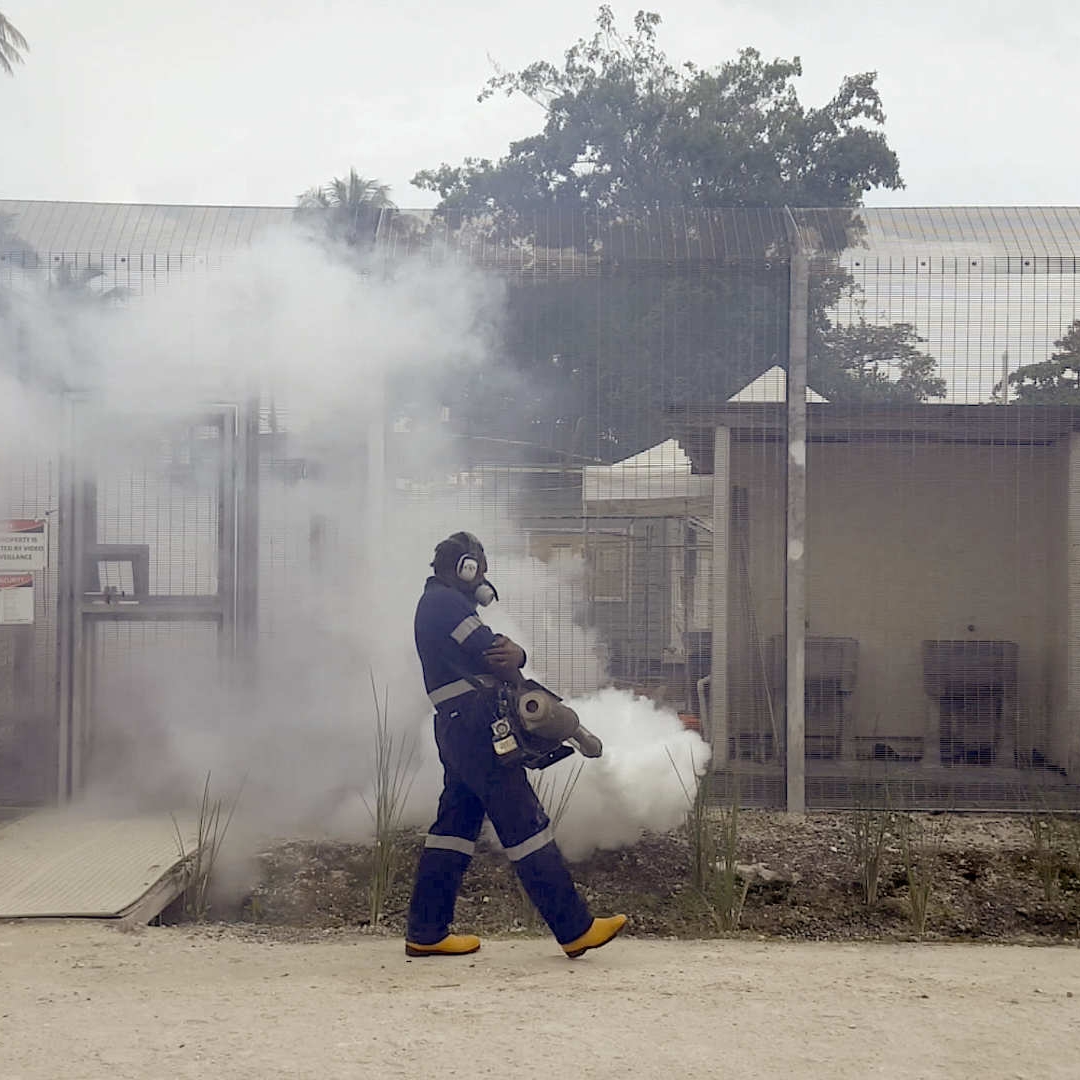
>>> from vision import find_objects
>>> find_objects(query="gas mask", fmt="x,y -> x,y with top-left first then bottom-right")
436,532 -> 499,607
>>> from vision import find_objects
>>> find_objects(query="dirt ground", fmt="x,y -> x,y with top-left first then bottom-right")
241,812 -> 1080,943
1,921 -> 1078,1080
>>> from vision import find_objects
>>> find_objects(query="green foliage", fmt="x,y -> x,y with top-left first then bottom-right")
409,7 -> 942,456
896,813 -> 950,937
362,676 -> 418,927
851,784 -> 893,907
413,7 -> 902,216
0,12 -> 28,76
813,319 -> 946,404
669,750 -> 747,933
998,321 -> 1080,404
463,263 -> 944,460
709,792 -> 749,933
297,168 -> 396,248
1027,808 -> 1063,903
171,771 -> 245,922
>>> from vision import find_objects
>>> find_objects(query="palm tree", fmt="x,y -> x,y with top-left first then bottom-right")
296,168 -> 395,247
0,12 -> 28,76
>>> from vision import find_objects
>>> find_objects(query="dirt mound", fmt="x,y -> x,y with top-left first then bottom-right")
214,811 -> 1080,944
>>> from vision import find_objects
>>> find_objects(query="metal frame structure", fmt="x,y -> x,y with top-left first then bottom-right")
54,400 -> 260,798
5,200 -> 1080,813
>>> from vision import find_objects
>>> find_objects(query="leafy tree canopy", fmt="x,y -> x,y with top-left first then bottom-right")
0,11 -> 28,77
998,321 -> 1080,405
296,168 -> 396,248
413,7 -> 902,215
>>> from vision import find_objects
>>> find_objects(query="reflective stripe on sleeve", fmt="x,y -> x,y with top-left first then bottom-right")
428,679 -> 475,706
450,615 -> 484,644
424,834 -> 476,857
503,826 -> 555,863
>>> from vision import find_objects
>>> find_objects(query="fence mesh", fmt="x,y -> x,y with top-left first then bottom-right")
2,200 -> 1080,811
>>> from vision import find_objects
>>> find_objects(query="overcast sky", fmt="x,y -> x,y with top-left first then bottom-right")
1,0 -> 1077,209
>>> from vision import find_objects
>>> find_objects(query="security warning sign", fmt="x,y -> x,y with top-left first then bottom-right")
0,574 -> 34,625
0,519 -> 48,572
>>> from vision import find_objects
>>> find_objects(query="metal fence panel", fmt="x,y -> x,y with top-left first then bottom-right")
4,202 -> 1080,812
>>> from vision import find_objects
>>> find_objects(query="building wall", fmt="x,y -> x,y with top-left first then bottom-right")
731,438 -> 1064,763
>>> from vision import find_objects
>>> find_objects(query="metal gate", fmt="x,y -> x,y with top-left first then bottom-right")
57,403 -> 258,799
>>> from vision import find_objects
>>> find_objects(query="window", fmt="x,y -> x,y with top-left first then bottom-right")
590,540 -> 628,603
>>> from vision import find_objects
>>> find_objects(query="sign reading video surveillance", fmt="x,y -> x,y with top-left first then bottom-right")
0,574 -> 34,625
0,519 -> 48,572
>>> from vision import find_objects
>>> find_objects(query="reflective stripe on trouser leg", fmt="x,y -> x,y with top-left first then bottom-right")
509,834 -> 592,946
406,748 -> 486,946
427,697 -> 592,945
406,846 -> 472,946
424,833 -> 476,857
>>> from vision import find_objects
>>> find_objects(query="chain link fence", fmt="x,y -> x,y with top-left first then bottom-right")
2,200 -> 1080,812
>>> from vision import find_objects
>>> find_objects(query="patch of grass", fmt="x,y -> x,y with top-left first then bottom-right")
711,790 -> 750,933
361,676 -> 418,927
669,750 -> 747,933
172,770 -> 244,921
851,783 -> 892,908
896,812 -> 950,938
668,748 -> 711,892
1026,804 -> 1063,903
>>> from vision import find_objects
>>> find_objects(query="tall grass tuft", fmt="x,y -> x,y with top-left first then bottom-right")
1026,801 -> 1063,903
669,750 -> 747,933
532,759 -> 585,833
361,675 -> 418,927
851,778 -> 892,907
711,783 -> 749,932
172,770 -> 244,921
897,812 -> 950,937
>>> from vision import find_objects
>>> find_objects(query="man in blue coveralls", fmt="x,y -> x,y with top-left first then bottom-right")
405,530 -> 627,958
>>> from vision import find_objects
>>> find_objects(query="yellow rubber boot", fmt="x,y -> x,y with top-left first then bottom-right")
562,915 -> 627,958
405,934 -> 481,957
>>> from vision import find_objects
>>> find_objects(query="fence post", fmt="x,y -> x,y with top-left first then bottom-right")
786,250 -> 809,815
56,398 -> 78,802
1067,432 -> 1080,777
709,425 -> 731,768
236,394 -> 261,667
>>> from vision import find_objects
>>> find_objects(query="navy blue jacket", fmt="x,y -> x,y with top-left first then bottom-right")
414,577 -> 501,702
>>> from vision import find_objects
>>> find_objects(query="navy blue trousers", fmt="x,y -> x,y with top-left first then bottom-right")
406,694 -> 593,946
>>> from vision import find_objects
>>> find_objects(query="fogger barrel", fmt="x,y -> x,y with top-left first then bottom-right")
516,688 -> 603,758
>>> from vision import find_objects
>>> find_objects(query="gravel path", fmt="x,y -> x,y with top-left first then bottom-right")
1,922 -> 1077,1080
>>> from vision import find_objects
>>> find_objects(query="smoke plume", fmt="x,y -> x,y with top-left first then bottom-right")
0,223 -> 710,866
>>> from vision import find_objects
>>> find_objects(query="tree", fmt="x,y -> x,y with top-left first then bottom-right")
296,168 -> 396,248
997,321 -> 1080,405
0,11 -> 28,76
413,8 -> 902,219
410,8 -> 942,457
812,319 -> 944,404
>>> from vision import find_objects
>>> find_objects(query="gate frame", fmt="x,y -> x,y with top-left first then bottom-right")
55,398 -> 260,801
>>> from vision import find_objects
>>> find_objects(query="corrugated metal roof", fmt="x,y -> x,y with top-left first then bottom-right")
4,201 -> 1080,263
795,206 -> 1080,261
0,200 -> 294,258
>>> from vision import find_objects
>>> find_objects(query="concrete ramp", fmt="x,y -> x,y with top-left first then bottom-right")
0,808 -> 199,923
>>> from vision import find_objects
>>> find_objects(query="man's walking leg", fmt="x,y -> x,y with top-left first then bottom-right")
406,769 -> 485,956
487,767 -> 626,954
